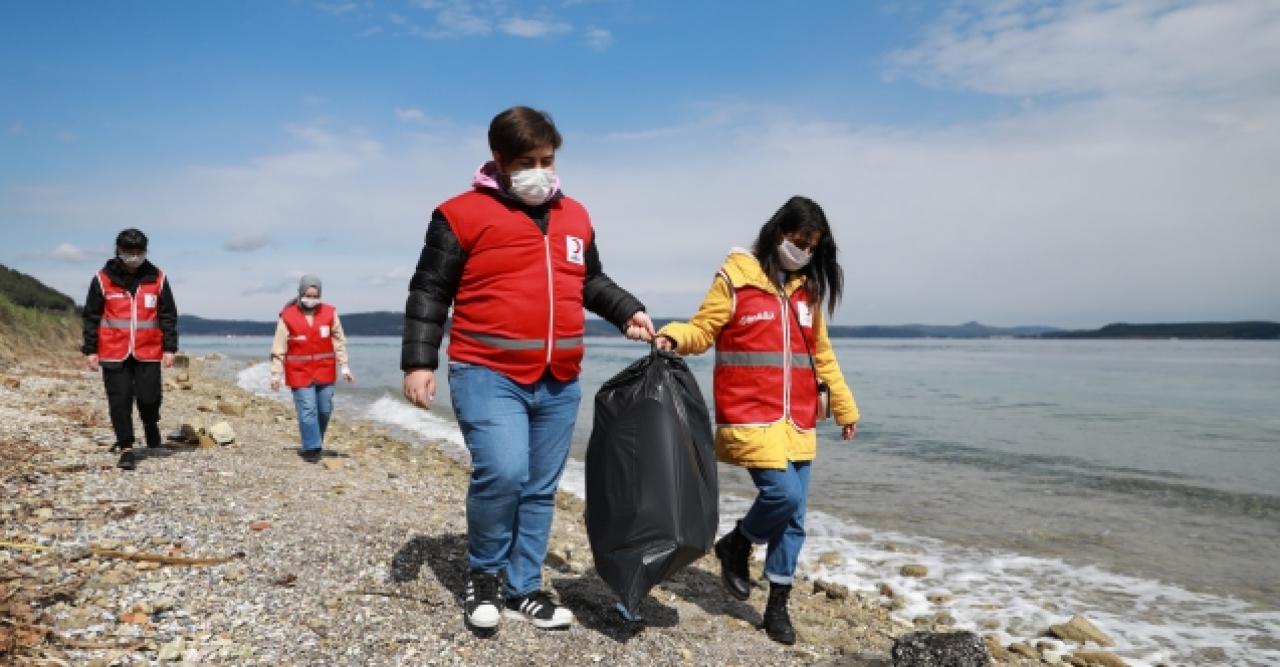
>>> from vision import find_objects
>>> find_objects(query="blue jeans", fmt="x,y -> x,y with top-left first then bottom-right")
739,460 -> 812,585
448,362 -> 581,597
291,382 -> 334,451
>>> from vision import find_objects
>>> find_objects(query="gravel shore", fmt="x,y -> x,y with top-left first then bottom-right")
1,355 -> 1094,666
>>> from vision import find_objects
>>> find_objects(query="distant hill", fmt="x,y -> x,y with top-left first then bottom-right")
0,265 -> 76,312
827,321 -> 1059,338
1037,321 -> 1280,340
180,312 -> 625,337
178,313 -> 1061,339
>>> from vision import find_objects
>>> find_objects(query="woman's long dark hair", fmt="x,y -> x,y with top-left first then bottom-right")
752,195 -> 844,315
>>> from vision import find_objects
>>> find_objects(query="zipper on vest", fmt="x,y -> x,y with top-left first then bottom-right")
129,292 -> 138,359
543,236 -> 554,366
780,293 -> 790,419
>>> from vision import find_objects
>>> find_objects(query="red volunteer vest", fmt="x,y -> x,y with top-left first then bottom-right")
440,190 -> 591,384
96,270 -> 166,362
713,275 -> 820,431
281,303 -> 338,389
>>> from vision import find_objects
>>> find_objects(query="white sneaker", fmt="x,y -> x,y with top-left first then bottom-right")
464,571 -> 502,629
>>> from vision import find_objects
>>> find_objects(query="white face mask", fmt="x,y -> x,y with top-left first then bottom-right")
508,168 -> 556,206
118,253 -> 146,269
777,239 -> 812,271
300,297 -> 321,309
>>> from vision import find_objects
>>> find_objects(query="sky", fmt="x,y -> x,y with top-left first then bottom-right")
2,1 -> 1278,328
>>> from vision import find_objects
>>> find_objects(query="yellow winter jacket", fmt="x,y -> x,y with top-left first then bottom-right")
658,249 -> 859,470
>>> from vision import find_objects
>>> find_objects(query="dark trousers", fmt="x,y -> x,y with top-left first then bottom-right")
102,357 -> 163,448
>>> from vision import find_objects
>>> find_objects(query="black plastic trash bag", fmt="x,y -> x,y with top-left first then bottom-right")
585,348 -> 718,619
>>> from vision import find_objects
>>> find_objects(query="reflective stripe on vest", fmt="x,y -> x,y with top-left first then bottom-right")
716,351 -> 813,368
285,353 -> 336,362
102,319 -> 159,330
457,330 -> 583,352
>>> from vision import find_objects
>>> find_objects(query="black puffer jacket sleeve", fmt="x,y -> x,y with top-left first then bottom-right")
81,275 -> 103,355
401,209 -> 465,371
158,277 -> 179,353
582,234 -> 645,331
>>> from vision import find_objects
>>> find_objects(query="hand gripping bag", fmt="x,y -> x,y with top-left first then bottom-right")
585,348 -> 718,619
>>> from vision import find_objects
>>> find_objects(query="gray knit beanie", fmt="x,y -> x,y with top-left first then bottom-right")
298,274 -> 322,297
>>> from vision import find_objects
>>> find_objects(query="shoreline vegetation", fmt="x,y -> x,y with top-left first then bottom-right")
177,312 -> 1280,340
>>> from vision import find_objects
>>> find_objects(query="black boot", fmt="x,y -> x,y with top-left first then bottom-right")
762,583 -> 796,645
713,522 -> 753,600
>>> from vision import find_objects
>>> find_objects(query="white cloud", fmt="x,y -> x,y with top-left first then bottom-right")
368,267 -> 414,287
410,0 -> 494,38
315,2 -> 357,17
583,27 -> 613,51
241,271 -> 307,297
396,107 -> 426,123
224,233 -> 272,253
499,17 -> 571,39
49,243 -> 90,262
397,1 -> 576,41
395,107 -> 444,125
887,0 -> 1280,99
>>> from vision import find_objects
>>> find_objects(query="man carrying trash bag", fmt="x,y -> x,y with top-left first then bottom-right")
585,346 -> 718,621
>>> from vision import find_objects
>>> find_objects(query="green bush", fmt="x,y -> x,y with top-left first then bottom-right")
0,264 -> 76,312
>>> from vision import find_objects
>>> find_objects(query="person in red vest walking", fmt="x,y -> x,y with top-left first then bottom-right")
401,106 -> 654,632
655,196 -> 859,645
270,275 -> 354,462
81,228 -> 178,471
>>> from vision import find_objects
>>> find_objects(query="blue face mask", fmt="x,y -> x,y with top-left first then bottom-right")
118,252 -> 146,269
299,297 -> 321,309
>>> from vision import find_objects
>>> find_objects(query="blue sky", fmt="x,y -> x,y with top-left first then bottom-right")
3,1 -> 1279,327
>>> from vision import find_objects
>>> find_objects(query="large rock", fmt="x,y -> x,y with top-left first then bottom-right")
900,564 -> 928,578
892,631 -> 988,667
208,421 -> 236,445
1071,651 -> 1128,667
1050,614 -> 1115,647
813,579 -> 850,600
179,417 -> 206,444
217,400 -> 246,417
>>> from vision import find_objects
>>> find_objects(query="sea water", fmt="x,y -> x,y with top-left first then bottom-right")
182,335 -> 1280,665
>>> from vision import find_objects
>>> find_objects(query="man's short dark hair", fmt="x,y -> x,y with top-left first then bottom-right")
488,106 -> 562,162
115,228 -> 148,251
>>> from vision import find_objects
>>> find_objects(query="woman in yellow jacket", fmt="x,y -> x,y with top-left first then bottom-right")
655,196 -> 858,645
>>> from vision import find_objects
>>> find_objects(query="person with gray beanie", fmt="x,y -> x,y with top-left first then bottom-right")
269,274 -> 354,462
